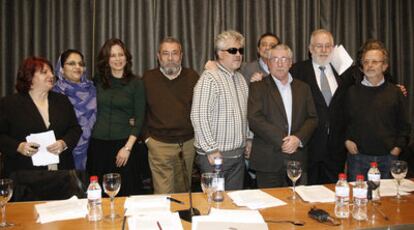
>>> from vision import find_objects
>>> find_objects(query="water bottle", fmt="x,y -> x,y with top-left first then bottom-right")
335,173 -> 350,218
212,157 -> 225,202
352,174 -> 368,221
367,162 -> 381,201
87,175 -> 103,221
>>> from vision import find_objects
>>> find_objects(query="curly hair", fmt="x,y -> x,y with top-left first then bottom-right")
15,56 -> 53,93
96,38 -> 135,88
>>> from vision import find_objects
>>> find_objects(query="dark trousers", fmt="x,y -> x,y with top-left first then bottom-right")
196,151 -> 244,191
307,161 -> 341,185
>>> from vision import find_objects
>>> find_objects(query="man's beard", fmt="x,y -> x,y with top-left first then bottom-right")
161,64 -> 181,75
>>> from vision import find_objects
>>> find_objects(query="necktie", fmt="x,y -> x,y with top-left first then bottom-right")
319,66 -> 332,105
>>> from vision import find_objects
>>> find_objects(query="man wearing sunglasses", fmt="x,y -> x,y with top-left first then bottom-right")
191,30 -> 252,190
248,44 -> 318,188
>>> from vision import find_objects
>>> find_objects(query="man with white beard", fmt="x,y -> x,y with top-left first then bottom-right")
143,37 -> 199,194
290,29 -> 352,185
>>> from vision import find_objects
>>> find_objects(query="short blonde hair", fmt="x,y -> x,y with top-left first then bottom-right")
267,43 -> 293,59
214,30 -> 245,53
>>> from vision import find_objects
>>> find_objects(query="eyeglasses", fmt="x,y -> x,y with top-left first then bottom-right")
313,44 -> 333,50
269,57 -> 291,64
361,59 -> 384,65
223,48 -> 244,55
64,61 -> 85,67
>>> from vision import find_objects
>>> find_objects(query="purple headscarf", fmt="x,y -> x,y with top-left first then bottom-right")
53,54 -> 97,170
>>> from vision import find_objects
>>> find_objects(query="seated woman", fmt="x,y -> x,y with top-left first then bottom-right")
53,49 -> 97,170
0,57 -> 82,177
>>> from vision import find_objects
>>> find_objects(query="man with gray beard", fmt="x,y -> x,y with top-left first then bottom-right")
143,37 -> 199,194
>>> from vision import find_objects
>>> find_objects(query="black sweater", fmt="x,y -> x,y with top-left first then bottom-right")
345,81 -> 410,155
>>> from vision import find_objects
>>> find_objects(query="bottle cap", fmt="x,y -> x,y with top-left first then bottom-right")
370,162 -> 378,168
356,174 -> 364,181
90,175 -> 98,182
338,173 -> 347,180
214,157 -> 223,165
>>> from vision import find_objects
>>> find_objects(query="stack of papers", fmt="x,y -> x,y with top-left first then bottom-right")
227,189 -> 286,209
124,195 -> 171,215
125,195 -> 183,230
295,185 -> 336,203
330,44 -> 353,75
35,196 -> 87,224
26,130 -> 59,166
372,179 -> 414,197
192,208 -> 268,230
127,211 -> 183,230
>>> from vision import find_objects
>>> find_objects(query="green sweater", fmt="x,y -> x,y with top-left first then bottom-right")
92,75 -> 145,140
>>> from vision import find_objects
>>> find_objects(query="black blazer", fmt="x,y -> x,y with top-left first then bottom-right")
0,92 -> 82,176
248,76 -> 318,172
290,60 -> 354,168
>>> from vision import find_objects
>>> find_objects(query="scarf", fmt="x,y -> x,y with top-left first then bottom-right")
53,55 -> 97,170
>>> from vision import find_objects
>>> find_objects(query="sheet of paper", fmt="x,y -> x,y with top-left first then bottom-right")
26,130 -> 59,166
124,195 -> 170,216
192,208 -> 268,230
35,196 -> 87,224
378,179 -> 414,196
330,44 -> 354,75
227,189 -> 286,209
127,211 -> 183,230
295,185 -> 335,203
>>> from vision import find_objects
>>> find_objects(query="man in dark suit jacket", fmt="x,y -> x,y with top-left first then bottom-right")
248,44 -> 318,188
290,29 -> 354,185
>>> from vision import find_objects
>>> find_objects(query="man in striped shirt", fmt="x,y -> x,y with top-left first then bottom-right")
191,30 -> 252,190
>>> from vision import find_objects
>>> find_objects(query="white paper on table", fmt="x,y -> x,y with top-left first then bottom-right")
124,195 -> 170,216
227,189 -> 286,209
26,130 -> 59,166
35,196 -> 88,224
330,44 -> 353,75
378,179 -> 414,197
295,185 -> 335,203
192,208 -> 268,230
127,211 -> 183,230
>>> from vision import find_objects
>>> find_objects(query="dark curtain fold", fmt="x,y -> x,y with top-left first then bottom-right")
0,0 -> 413,122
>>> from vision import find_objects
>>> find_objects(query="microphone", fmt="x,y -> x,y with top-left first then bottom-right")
177,142 -> 200,222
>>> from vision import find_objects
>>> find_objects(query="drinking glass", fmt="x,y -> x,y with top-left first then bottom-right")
287,161 -> 302,200
390,160 -> 408,201
103,173 -> 121,220
200,173 -> 215,204
0,179 -> 14,227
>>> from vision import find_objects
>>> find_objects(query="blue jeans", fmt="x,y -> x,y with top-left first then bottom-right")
347,153 -> 397,181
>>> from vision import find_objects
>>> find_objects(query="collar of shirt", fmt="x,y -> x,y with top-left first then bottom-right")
271,73 -> 293,88
258,58 -> 270,74
217,62 -> 236,76
160,66 -> 182,80
311,61 -> 339,94
271,73 -> 293,135
361,76 -> 385,87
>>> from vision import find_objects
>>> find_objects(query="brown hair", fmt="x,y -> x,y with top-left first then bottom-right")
15,56 -> 53,93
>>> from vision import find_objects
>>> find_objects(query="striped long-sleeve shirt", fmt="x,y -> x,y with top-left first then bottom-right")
191,64 -> 251,155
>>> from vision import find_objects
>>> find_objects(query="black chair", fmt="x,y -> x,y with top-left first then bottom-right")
10,170 -> 88,202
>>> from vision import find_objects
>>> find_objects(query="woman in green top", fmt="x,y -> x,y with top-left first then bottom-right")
87,38 -> 145,196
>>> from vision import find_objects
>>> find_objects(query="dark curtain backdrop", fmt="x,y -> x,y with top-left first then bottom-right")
1,0 -> 413,123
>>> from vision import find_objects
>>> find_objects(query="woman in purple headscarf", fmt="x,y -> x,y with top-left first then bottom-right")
53,49 -> 97,170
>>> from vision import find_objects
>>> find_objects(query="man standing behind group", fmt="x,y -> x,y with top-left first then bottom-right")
240,32 -> 280,84
248,44 -> 318,188
143,37 -> 199,194
191,30 -> 251,190
290,29 -> 352,184
345,44 -> 410,181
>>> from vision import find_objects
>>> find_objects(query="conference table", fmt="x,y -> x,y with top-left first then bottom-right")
6,183 -> 414,229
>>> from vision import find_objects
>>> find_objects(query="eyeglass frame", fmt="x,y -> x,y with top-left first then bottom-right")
222,47 -> 244,55
64,61 -> 86,67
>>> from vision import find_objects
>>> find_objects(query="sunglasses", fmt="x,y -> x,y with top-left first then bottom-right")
223,47 -> 244,55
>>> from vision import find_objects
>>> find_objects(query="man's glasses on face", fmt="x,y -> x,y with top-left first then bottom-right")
313,44 -> 333,50
361,59 -> 384,66
269,57 -> 291,64
223,47 -> 244,55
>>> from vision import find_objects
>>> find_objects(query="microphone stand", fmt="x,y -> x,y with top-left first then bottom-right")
177,142 -> 200,222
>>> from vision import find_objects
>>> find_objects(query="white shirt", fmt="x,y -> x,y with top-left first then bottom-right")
272,74 -> 293,135
312,62 -> 338,95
